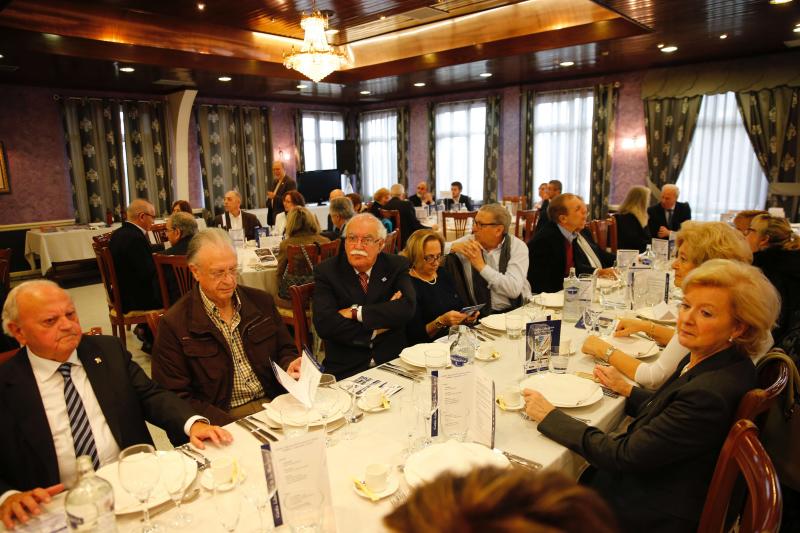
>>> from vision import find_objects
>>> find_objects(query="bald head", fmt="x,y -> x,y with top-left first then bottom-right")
329,189 -> 345,201
127,199 -> 156,230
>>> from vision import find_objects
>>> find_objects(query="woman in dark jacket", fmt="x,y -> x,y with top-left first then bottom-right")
614,186 -> 651,252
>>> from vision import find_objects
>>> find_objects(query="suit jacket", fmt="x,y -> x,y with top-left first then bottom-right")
539,348 -> 756,532
647,201 -> 691,236
408,194 -> 434,207
535,199 -> 550,232
313,252 -> 416,379
0,336 -> 195,493
382,197 -> 427,248
266,177 -> 297,226
213,210 -> 261,241
109,221 -> 162,312
444,195 -> 474,211
527,222 -> 614,293
614,212 -> 651,253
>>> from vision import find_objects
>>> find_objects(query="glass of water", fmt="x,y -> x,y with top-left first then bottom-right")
505,314 -> 524,339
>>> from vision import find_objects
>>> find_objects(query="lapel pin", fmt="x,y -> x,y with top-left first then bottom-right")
94,357 -> 102,364
381,277 -> 387,282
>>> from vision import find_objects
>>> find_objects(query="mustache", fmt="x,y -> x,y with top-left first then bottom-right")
349,250 -> 369,257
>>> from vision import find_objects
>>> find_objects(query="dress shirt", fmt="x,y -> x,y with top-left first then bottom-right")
558,225 -> 602,270
227,211 -> 243,232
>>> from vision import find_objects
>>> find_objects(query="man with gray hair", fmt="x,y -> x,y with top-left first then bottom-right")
446,203 -> 530,314
322,196 -> 354,241
152,228 -> 301,425
647,183 -> 691,238
163,211 -> 198,256
382,183 -> 430,248
313,214 -> 416,379
213,190 -> 262,241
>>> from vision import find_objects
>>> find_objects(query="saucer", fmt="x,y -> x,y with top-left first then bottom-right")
352,476 -> 400,501
475,344 -> 501,361
200,468 -> 246,492
496,396 -> 524,411
357,396 -> 390,413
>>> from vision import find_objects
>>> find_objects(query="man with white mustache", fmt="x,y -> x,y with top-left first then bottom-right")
313,214 -> 416,379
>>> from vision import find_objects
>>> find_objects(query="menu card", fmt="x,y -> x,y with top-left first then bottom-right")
261,432 -> 333,529
435,366 -> 496,448
525,319 -> 562,374
616,249 -> 639,268
271,348 -> 322,408
651,238 -> 669,262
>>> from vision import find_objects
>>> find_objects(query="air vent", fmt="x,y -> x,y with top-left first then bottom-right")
0,65 -> 19,72
402,7 -> 447,20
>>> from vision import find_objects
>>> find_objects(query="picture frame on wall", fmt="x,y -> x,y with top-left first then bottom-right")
0,142 -> 9,194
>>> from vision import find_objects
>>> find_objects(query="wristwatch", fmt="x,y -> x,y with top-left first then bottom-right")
600,345 -> 615,363
351,304 -> 359,320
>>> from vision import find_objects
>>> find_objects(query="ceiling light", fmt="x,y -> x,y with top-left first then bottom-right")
414,82 -> 426,87
660,45 -> 678,53
0,54 -> 4,59
719,33 -> 728,39
656,43 -> 664,49
296,84 -> 308,89
380,15 -> 386,20
283,7 -> 349,82
218,76 -> 232,82
197,2 -> 205,10
559,61 -> 575,67
479,72 -> 492,78
769,0 -> 793,4
119,66 -> 135,73
325,28 -> 339,35
794,26 -> 800,32
360,90 -> 371,95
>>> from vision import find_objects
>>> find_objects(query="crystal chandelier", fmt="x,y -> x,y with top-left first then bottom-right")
283,8 -> 348,83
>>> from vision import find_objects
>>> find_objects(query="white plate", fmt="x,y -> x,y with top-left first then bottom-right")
537,292 -> 564,308
404,441 -> 510,488
352,476 -> 400,500
262,389 -> 349,426
200,468 -> 247,492
636,306 -> 678,325
604,335 -> 659,358
518,373 -> 602,408
479,314 -> 509,331
357,396 -> 390,413
398,342 -> 451,368
476,343 -> 502,361
96,453 -> 197,515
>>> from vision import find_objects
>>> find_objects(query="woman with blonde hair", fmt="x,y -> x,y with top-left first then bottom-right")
614,186 -> 651,252
275,206 -> 329,304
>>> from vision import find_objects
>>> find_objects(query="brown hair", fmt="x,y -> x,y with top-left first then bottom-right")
346,192 -> 363,212
171,200 -> 192,214
547,192 -> 580,223
402,229 -> 445,270
750,214 -> 800,251
285,206 -> 320,238
283,190 -> 306,207
384,467 -> 618,533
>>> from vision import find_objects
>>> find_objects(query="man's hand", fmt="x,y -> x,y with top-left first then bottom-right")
390,291 -> 402,301
657,226 -> 670,238
522,389 -> 556,422
189,422 -> 233,449
596,267 -> 616,278
267,191 -> 276,200
287,357 -> 302,378
594,365 -> 633,397
338,308 -> 351,319
451,240 -> 486,271
1,485 -> 63,529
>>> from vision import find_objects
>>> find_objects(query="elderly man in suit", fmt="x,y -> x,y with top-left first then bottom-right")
322,196 -> 354,241
0,281 -> 230,529
267,161 -> 297,226
647,183 -> 691,238
313,213 -> 416,379
213,190 -> 261,241
408,181 -> 435,207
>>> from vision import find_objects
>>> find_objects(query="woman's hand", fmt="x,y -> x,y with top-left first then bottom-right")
582,335 -> 612,359
593,365 -> 633,397
522,389 -> 555,422
464,312 -> 479,325
439,310 -> 468,327
614,318 -> 647,337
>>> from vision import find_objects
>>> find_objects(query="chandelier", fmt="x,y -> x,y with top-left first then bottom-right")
283,8 -> 348,83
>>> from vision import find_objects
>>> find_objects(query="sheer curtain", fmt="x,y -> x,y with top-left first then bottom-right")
360,110 -> 397,194
302,111 -> 344,171
532,88 -> 594,201
435,100 -> 486,202
677,92 -> 767,221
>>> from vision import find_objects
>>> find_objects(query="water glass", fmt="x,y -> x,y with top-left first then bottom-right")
550,354 -> 568,374
157,450 -> 191,527
313,382 -> 339,447
531,331 -> 551,375
242,476 -> 277,533
118,444 -> 161,533
283,491 -> 324,533
414,377 -> 438,447
342,384 -> 360,441
505,314 -> 523,339
214,485 -> 243,533
583,305 -> 602,336
400,395 -> 419,457
280,405 -> 310,438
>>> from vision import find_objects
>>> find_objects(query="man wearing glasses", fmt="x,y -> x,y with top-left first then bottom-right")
152,229 -> 301,425
313,214 -> 416,379
446,204 -> 530,314
408,181 -> 435,207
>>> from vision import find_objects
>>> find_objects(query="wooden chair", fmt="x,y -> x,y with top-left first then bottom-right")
0,248 -> 11,297
277,240 -> 340,326
145,311 -> 165,338
91,232 -> 113,246
503,195 -> 528,211
515,210 -> 539,241
383,230 -> 399,254
149,223 -> 169,245
289,282 -> 315,354
735,356 -> 790,428
379,209 -> 402,241
697,419 -> 782,533
92,241 -> 161,349
442,211 -> 477,241
589,217 -> 618,254
153,254 -> 196,310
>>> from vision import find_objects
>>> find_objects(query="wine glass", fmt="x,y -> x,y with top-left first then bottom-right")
399,394 -> 419,457
215,485 -> 243,533
341,382 -> 360,441
118,444 -> 161,533
313,375 -> 338,446
583,305 -> 602,336
158,450 -> 191,527
242,476 -> 278,533
283,491 -> 324,533
529,331 -> 551,376
414,376 -> 438,447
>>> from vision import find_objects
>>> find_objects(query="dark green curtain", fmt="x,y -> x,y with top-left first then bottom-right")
521,90 -> 536,207
238,106 -> 271,209
589,84 -> 619,219
397,106 -> 411,190
293,109 -> 305,173
427,102 -> 436,190
121,101 -> 172,217
345,110 -> 361,194
644,96 -> 703,195
736,87 -> 800,215
483,95 -> 502,204
60,97 -> 125,223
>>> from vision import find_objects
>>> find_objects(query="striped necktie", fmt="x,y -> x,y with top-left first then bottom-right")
358,272 -> 369,294
57,363 -> 101,470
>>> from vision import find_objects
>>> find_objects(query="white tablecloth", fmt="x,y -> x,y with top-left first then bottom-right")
248,205 -> 330,230
237,244 -> 280,296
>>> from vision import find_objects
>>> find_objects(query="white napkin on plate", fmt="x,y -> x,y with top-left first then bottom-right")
605,335 -> 657,357
538,292 -> 564,307
404,441 -> 509,487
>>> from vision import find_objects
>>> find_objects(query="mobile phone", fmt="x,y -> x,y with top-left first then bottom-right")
460,303 -> 486,315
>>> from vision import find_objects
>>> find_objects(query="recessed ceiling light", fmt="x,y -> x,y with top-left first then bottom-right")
218,76 -> 232,82
414,82 -> 426,87
795,26 -> 800,32
296,84 -> 308,89
559,61 -> 575,67
719,33 -> 728,39
197,2 -> 205,11
479,72 -> 492,78
0,54 -> 4,59
660,45 -> 678,53
119,66 -> 135,73
380,15 -> 386,20
656,43 -> 665,49
769,0 -> 793,4
360,90 -> 371,95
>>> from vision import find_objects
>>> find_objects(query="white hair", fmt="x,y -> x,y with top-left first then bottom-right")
225,190 -> 242,201
186,228 -> 236,266
2,280 -> 63,336
662,183 -> 679,196
390,184 -> 405,198
344,213 -> 387,240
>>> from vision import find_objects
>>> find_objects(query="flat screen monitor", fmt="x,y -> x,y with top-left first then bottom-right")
296,169 -> 341,205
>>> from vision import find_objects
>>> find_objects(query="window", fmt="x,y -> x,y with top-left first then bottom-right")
302,111 -> 344,171
532,88 -> 594,201
677,92 -> 767,221
360,110 -> 397,193
435,100 -> 486,202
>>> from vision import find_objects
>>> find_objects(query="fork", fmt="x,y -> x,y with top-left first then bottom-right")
390,487 -> 409,507
178,444 -> 211,470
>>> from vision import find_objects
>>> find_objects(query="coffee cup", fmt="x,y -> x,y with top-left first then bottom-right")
363,387 -> 384,410
365,463 -> 390,492
500,388 -> 522,408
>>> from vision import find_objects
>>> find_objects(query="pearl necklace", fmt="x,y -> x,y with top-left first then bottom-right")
410,269 -> 437,285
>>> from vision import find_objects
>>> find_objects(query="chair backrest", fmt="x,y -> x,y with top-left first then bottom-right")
317,239 -> 341,262
91,232 -> 113,246
92,241 -> 123,316
289,282 -> 315,354
0,348 -> 18,365
698,419 -> 782,533
589,218 -> 617,253
515,210 -> 539,241
0,248 -> 11,295
379,209 -> 402,241
735,355 -> 791,425
149,223 -> 169,245
286,239 -> 341,275
503,195 -> 527,210
383,230 -> 399,254
442,211 -> 477,240
153,254 -> 196,309
146,311 -> 165,337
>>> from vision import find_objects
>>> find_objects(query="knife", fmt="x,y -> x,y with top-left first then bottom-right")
384,362 -> 424,376
378,365 -> 422,382
499,450 -> 543,470
236,418 -> 274,443
246,415 -> 282,440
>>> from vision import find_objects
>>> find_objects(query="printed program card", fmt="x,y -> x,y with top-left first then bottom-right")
437,366 -> 496,448
271,348 -> 322,408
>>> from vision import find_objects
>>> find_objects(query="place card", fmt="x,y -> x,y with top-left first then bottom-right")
651,238 -> 669,262
616,249 -> 639,268
340,375 -> 403,397
270,348 -> 322,408
526,319 -> 562,373
651,300 -> 677,320
435,366 -> 496,448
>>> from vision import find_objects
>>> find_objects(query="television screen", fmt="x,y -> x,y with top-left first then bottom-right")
296,169 -> 342,205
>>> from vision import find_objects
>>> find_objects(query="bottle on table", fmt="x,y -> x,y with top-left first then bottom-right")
639,244 -> 656,267
449,325 -> 476,367
563,267 -> 580,322
65,455 -> 117,532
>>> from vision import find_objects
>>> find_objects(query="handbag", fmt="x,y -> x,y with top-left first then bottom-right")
278,243 -> 315,300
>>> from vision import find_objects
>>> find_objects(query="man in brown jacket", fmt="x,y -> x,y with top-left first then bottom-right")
152,228 -> 301,425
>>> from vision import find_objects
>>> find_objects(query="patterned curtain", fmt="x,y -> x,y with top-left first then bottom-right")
589,84 -> 619,219
60,98 -> 124,223
736,87 -> 799,214
238,106 -> 271,209
396,106 -> 411,190
293,109 -> 305,173
521,90 -> 536,206
483,95 -> 502,204
427,102 -> 436,190
644,96 -> 703,195
346,110 -> 361,194
121,101 -> 172,217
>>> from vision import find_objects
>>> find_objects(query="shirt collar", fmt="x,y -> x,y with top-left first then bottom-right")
28,348 -> 80,382
353,266 -> 373,278
557,224 -> 577,242
199,286 -> 241,319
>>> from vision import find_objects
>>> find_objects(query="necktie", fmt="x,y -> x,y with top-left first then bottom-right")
58,363 -> 100,470
666,209 -> 674,228
564,238 -> 574,275
358,272 -> 369,294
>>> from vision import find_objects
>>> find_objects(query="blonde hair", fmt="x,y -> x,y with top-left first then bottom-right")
373,188 -> 391,203
285,206 -> 320,238
402,229 -> 445,270
675,221 -> 752,266
682,259 -> 779,357
750,214 -> 800,251
618,186 -> 650,227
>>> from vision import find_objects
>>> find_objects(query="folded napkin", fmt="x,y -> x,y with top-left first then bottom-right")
605,335 -> 657,357
520,374 -> 599,407
538,292 -> 564,307
404,441 -> 509,487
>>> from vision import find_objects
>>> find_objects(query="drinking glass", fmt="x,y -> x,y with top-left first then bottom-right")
505,314 -> 523,339
284,491 -> 324,533
524,295 -> 544,322
414,376 -> 438,447
242,476 -> 278,533
583,305 -> 602,336
399,395 -> 419,457
118,444 -> 161,533
214,485 -> 243,533
531,331 -> 551,376
342,383 -> 360,441
313,377 -> 339,446
158,450 -> 191,527
280,405 -> 310,438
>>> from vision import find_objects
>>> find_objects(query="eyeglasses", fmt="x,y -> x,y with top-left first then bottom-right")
473,221 -> 501,229
346,235 -> 380,246
140,212 -> 156,219
422,253 -> 443,264
740,227 -> 756,236
206,267 -> 241,280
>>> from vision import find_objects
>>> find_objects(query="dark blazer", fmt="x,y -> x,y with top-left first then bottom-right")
266,177 -> 297,226
382,197 -> 427,248
213,210 -> 261,241
163,236 -> 191,257
527,222 -> 614,294
614,212 -> 651,253
647,201 -> 691,236
408,194 -> 434,207
444,195 -> 474,211
538,348 -> 756,533
0,336 -> 195,494
313,252 -> 416,379
109,221 -> 162,312
535,198 -> 550,232
754,247 -> 800,346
